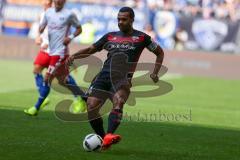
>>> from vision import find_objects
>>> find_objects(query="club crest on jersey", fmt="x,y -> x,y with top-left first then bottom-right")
132,36 -> 139,41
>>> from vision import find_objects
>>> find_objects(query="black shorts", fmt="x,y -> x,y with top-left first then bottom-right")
87,71 -> 131,99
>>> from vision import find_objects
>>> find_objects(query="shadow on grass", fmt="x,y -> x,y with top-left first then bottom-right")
0,107 -> 239,160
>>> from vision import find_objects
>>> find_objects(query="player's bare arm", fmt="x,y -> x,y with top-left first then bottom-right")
64,25 -> 82,46
37,24 -> 48,49
35,35 -> 43,46
73,25 -> 82,37
150,45 -> 164,83
66,45 -> 98,66
39,24 -> 47,34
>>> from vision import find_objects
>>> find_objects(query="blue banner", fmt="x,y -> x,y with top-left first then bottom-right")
2,4 -> 42,22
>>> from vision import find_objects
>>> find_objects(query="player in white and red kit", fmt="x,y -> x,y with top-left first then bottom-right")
24,0 -> 86,116
30,0 -> 52,111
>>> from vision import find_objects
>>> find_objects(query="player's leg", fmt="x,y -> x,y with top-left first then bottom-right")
33,64 -> 44,92
87,96 -> 106,138
108,87 -> 130,133
24,72 -> 51,116
86,73 -> 112,138
53,56 -> 87,113
102,85 -> 130,149
24,51 -> 50,116
32,51 -> 49,89
31,72 -> 51,113
35,55 -> 66,110
33,64 -> 51,107
65,75 -> 85,97
25,55 -> 64,116
32,51 -> 49,93
57,74 -> 87,113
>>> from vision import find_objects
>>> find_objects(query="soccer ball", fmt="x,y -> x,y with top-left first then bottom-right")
83,134 -> 103,152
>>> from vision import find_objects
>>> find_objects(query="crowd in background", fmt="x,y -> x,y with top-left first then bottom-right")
0,0 -> 240,53
68,0 -> 240,53
73,0 -> 240,21
2,0 -> 240,21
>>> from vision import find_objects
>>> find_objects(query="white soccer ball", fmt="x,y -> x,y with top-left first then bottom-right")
83,134 -> 103,152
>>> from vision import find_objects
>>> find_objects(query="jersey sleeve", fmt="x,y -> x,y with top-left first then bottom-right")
93,34 -> 108,51
69,12 -> 81,28
144,33 -> 158,52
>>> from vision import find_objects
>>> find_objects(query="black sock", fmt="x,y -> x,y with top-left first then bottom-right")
66,85 -> 85,97
89,117 -> 105,138
107,109 -> 123,134
65,75 -> 85,97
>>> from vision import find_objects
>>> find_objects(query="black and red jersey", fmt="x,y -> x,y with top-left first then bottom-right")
93,29 -> 157,78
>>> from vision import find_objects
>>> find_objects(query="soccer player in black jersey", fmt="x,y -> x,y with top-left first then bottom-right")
67,7 -> 164,149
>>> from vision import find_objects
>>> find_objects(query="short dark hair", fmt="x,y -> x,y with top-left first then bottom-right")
119,7 -> 135,19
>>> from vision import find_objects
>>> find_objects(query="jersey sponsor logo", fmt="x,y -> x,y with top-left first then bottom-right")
104,41 -> 136,51
48,23 -> 65,30
131,35 -> 145,42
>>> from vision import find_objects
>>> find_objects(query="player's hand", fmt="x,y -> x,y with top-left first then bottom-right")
63,37 -> 72,46
150,73 -> 159,83
35,36 -> 42,45
41,44 -> 48,50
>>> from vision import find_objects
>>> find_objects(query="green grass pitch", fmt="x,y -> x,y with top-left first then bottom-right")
0,59 -> 239,160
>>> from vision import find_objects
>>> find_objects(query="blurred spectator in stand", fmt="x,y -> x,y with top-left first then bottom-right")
0,0 -> 5,19
144,23 -> 157,41
212,0 -> 240,21
163,0 -> 173,10
188,0 -> 202,17
147,0 -> 162,27
124,0 -> 145,9
0,0 -> 5,33
225,0 -> 238,21
214,1 -> 229,20
125,0 -> 136,8
173,0 -> 188,15
173,27 -> 188,51
135,0 -> 145,9
201,0 -> 214,19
